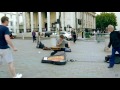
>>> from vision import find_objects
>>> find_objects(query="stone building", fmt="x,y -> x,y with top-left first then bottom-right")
20,12 -> 96,34
0,12 -> 96,37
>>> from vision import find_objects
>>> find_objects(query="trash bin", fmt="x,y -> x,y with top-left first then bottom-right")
85,32 -> 90,38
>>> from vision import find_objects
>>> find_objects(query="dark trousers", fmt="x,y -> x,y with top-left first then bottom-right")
109,47 -> 120,67
73,35 -> 76,43
51,48 -> 65,56
33,36 -> 36,42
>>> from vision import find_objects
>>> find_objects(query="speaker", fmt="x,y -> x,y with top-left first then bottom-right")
78,19 -> 81,25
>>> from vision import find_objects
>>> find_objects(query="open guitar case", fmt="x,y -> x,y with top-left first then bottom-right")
41,51 -> 67,65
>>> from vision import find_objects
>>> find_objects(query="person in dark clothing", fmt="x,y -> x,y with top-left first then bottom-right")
106,25 -> 120,68
72,29 -> 77,43
32,30 -> 36,43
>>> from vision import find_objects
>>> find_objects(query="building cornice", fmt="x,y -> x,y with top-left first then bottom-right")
1,12 -> 16,15
88,12 -> 96,16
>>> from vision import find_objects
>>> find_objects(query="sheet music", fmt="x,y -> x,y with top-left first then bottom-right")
44,57 -> 48,60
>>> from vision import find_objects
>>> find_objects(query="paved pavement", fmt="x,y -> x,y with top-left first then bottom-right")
0,38 -> 120,78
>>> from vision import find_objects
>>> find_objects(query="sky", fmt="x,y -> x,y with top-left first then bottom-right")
96,12 -> 120,30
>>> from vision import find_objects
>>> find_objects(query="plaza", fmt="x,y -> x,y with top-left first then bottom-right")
1,12 -> 120,78
0,37 -> 120,78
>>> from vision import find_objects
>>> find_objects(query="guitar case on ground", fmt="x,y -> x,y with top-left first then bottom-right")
41,51 -> 67,65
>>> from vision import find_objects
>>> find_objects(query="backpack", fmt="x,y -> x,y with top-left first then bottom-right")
36,41 -> 45,49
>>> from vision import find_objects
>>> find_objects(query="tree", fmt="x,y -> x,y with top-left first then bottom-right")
96,12 -> 117,31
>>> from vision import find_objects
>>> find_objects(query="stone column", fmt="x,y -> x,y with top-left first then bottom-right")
75,12 -> 78,30
47,12 -> 50,31
38,12 -> 42,32
23,12 -> 26,33
71,12 -> 74,28
56,12 -> 59,30
94,17 -> 96,29
14,14 -> 16,34
92,16 -> 94,29
91,15 -> 92,29
61,12 -> 64,31
82,12 -> 85,38
10,13 -> 13,32
16,12 -> 19,33
30,12 -> 34,32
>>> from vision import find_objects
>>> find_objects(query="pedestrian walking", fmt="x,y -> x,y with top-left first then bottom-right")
106,25 -> 120,68
0,16 -> 22,78
72,29 -> 77,43
32,30 -> 36,43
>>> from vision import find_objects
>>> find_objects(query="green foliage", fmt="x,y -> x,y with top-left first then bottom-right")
96,12 -> 117,31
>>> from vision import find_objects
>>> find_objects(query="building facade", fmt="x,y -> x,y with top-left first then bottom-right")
0,12 -> 96,37
0,12 -> 23,33
21,12 -> 96,34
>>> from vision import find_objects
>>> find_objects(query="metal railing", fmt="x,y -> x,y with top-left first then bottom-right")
96,33 -> 109,43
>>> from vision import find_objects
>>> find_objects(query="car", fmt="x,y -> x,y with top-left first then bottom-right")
60,31 -> 72,40
44,31 -> 52,37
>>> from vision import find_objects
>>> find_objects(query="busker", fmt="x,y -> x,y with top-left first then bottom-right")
51,35 -> 68,56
